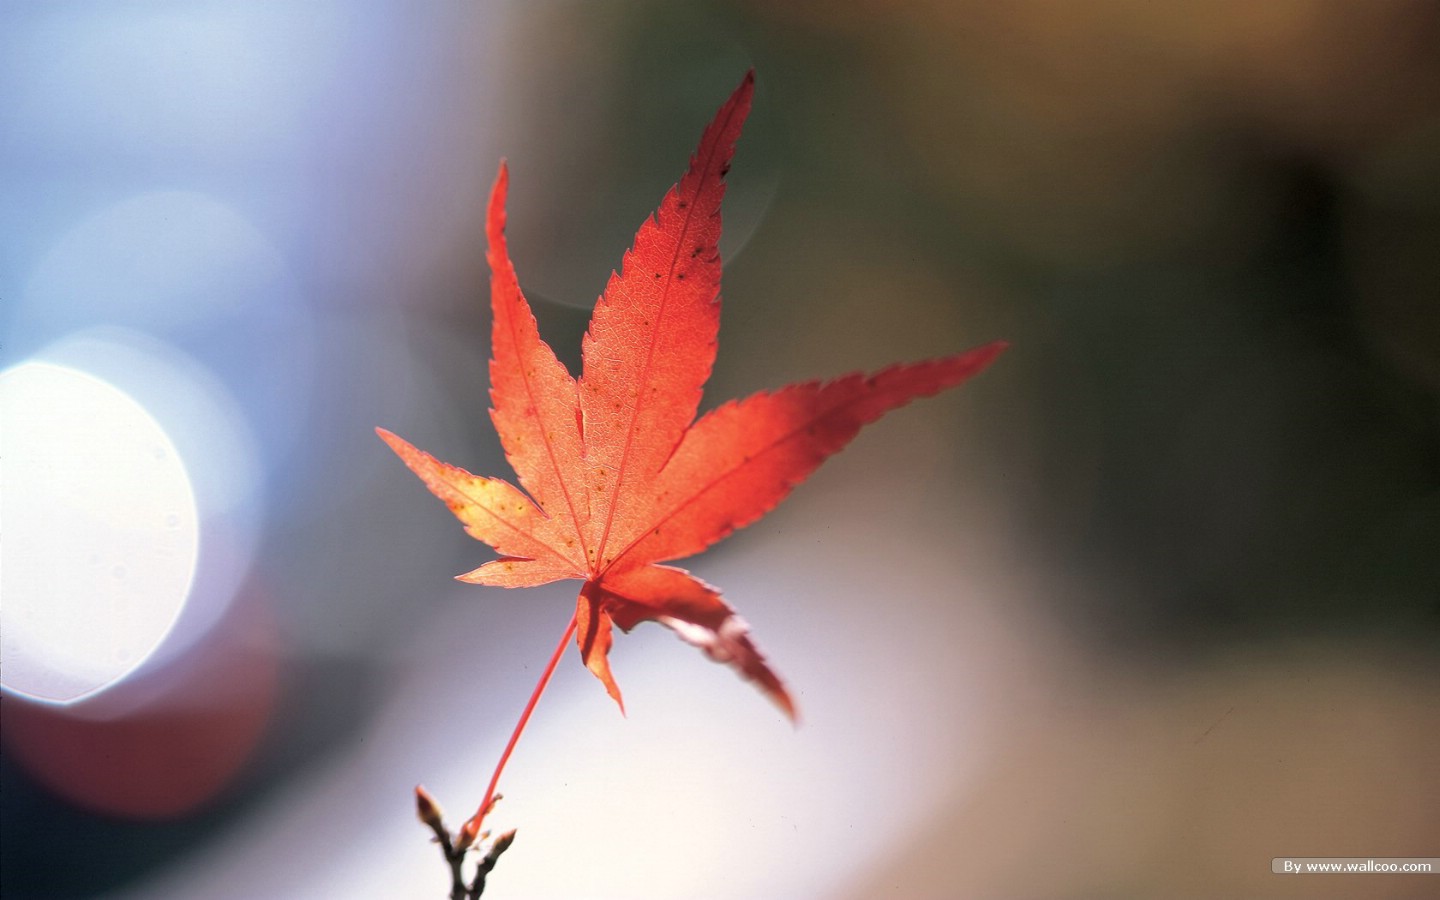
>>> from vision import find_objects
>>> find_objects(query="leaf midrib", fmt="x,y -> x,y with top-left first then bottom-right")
590,106 -> 739,573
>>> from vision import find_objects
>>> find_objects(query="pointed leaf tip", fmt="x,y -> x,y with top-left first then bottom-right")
577,585 -> 626,714
488,161 -> 510,230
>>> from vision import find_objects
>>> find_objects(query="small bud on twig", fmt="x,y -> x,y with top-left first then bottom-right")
470,829 -> 518,897
416,785 -> 445,830
489,829 -> 517,859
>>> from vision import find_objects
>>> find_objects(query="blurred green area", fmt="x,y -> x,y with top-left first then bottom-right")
498,0 -> 1438,658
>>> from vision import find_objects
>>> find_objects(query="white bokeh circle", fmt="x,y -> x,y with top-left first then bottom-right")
1,362 -> 200,704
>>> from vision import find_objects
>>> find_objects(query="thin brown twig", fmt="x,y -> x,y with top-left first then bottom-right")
417,786 -> 516,899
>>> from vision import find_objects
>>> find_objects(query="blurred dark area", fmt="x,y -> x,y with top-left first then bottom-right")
711,0 -> 1440,653
3,2 -> 1437,898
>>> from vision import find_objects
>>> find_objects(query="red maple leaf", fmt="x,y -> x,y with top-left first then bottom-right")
379,71 -> 1004,846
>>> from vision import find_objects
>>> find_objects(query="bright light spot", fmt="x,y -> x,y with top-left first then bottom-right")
1,362 -> 199,705
34,329 -> 263,521
25,330 -> 264,671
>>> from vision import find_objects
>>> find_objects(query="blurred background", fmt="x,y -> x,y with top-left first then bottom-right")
2,2 -> 1437,897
